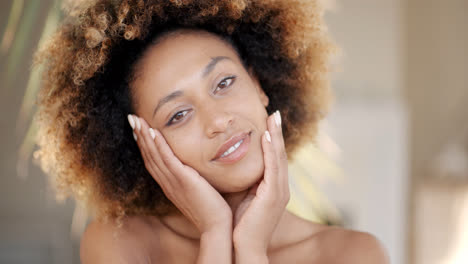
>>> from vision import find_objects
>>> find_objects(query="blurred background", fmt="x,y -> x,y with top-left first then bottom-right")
1,0 -> 467,263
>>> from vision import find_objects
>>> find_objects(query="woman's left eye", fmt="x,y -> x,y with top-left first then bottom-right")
214,76 -> 236,93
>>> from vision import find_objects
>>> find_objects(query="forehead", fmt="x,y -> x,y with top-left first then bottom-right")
133,31 -> 243,105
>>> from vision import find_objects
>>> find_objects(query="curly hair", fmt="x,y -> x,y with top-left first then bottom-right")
32,0 -> 337,223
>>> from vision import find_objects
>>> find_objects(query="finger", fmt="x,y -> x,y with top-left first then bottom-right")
134,116 -> 173,183
267,111 -> 287,161
137,117 -> 193,202
131,116 -> 155,174
265,113 -> 280,182
133,116 -> 186,203
261,128 -> 278,188
273,111 -> 290,198
137,117 -> 211,202
137,116 -> 197,192
266,111 -> 289,191
139,136 -> 164,182
148,125 -> 189,177
132,116 -> 176,195
263,130 -> 290,209
135,127 -> 164,181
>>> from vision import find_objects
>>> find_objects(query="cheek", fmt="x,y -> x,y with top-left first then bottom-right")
232,82 -> 269,125
245,95 -> 269,130
163,130 -> 202,168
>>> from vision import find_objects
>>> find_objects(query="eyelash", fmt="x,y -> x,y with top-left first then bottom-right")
166,75 -> 237,126
214,75 -> 236,93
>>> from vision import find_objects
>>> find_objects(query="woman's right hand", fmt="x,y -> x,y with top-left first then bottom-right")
128,115 -> 232,234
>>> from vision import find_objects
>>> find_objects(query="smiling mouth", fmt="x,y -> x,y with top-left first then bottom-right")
212,131 -> 252,164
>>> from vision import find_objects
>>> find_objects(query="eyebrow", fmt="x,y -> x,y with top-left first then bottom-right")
152,56 -> 231,119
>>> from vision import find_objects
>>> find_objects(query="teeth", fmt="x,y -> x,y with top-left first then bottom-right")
220,139 -> 243,158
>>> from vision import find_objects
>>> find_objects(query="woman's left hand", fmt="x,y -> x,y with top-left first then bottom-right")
232,110 -> 290,258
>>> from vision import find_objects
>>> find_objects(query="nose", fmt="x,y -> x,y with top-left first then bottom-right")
202,104 -> 234,138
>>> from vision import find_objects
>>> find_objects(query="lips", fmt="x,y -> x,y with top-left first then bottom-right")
212,131 -> 251,161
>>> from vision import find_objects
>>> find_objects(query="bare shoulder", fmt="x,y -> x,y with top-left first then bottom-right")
314,226 -> 390,264
80,216 -> 159,264
270,214 -> 389,264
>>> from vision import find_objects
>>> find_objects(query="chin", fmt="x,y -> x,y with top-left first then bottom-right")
203,130 -> 266,193
215,151 -> 265,193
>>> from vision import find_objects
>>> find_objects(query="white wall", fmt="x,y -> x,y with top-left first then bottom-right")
322,1 -> 408,264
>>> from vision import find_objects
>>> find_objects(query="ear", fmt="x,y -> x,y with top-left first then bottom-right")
248,66 -> 269,107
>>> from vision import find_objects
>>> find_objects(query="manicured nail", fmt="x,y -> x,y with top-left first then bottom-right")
149,128 -> 155,140
274,110 -> 281,127
134,115 -> 141,131
127,114 -> 135,129
265,130 -> 271,142
133,131 -> 137,141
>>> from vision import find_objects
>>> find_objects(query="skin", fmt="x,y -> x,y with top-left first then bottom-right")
80,30 -> 390,264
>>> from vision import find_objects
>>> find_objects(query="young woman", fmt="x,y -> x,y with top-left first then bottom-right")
33,0 -> 389,263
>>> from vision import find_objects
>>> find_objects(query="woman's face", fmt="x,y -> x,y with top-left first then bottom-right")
132,30 -> 270,193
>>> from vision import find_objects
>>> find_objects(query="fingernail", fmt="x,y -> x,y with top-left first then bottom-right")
274,110 -> 281,127
265,130 -> 271,142
149,128 -> 155,140
134,115 -> 141,131
133,131 -> 137,141
127,114 -> 135,129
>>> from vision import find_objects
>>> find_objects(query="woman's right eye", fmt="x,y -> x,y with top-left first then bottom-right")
166,110 -> 189,126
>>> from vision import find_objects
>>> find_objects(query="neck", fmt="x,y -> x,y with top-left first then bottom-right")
158,189 -> 250,240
